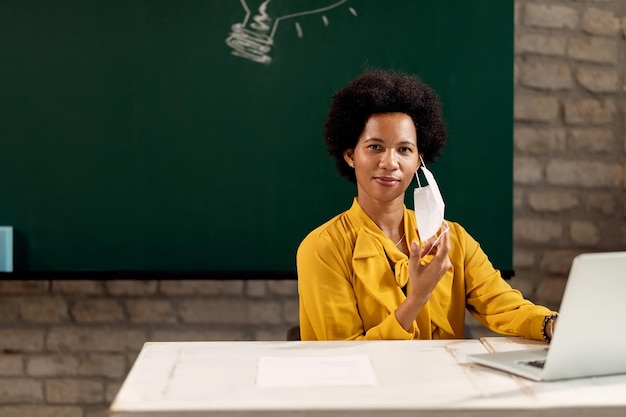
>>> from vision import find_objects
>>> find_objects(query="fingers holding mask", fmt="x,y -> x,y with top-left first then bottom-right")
431,225 -> 451,271
421,222 -> 450,257
410,222 -> 449,259
407,223 -> 451,300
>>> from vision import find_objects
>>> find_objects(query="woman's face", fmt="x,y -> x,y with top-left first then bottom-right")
343,112 -> 420,205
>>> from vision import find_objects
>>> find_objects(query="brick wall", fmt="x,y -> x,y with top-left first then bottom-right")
0,280 -> 298,417
511,0 -> 626,310
1,1 -> 625,415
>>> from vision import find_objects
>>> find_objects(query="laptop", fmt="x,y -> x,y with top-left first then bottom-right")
467,251 -> 626,381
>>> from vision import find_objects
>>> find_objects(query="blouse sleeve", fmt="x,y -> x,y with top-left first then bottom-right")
454,223 -> 556,340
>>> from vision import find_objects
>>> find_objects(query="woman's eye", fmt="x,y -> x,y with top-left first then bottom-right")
368,144 -> 381,150
399,147 -> 412,153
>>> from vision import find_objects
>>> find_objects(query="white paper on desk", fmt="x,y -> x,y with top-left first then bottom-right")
256,354 -> 378,387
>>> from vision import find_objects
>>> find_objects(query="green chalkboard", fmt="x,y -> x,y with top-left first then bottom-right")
0,0 -> 513,273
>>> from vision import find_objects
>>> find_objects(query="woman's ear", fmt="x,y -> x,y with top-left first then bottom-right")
343,149 -> 355,168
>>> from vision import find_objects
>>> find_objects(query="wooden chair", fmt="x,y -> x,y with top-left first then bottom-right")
286,325 -> 301,341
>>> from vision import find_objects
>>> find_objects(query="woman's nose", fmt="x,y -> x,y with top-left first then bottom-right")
379,150 -> 399,169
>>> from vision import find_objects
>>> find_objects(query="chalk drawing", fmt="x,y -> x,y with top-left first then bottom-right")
226,0 -> 351,64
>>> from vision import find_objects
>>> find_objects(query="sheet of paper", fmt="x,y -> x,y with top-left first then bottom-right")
256,354 -> 378,388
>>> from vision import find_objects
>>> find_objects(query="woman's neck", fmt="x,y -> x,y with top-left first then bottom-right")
356,196 -> 405,239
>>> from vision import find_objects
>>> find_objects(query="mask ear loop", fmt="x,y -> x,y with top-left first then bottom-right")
415,170 -> 422,187
414,155 -> 425,244
424,221 -> 450,256
415,155 -> 426,187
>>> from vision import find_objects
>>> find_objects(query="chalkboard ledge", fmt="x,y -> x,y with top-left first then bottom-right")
0,270 -> 298,280
0,270 -> 514,280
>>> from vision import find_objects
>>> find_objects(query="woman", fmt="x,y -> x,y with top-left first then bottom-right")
296,69 -> 558,341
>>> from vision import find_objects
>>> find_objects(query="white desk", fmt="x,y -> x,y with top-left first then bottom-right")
110,338 -> 626,417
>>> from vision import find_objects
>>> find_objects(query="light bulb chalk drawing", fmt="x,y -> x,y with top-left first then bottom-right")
226,0 -> 352,64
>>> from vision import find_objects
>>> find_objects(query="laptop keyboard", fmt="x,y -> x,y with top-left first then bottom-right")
523,359 -> 546,369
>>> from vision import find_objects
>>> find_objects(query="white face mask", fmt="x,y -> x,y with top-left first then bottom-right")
413,157 -> 445,242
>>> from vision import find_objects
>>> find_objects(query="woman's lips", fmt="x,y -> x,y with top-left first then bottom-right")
374,176 -> 400,186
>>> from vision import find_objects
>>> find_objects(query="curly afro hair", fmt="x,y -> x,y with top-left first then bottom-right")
324,69 -> 448,183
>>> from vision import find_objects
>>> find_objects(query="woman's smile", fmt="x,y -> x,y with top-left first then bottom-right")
374,175 -> 401,186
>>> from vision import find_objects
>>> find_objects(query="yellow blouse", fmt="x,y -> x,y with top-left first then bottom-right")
297,198 -> 555,341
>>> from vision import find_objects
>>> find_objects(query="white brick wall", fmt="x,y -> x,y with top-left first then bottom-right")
0,279 -> 299,415
513,0 -> 626,313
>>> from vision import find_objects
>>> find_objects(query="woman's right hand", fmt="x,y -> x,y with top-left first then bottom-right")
394,224 -> 451,331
